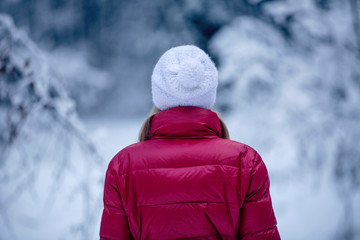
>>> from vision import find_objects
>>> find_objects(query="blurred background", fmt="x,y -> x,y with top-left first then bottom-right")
1,0 -> 360,239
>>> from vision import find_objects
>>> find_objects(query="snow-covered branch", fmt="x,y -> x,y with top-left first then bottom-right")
0,14 -> 105,240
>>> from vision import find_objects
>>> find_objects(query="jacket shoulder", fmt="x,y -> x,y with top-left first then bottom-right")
106,141 -> 148,174
216,138 -> 262,169
108,139 -> 262,173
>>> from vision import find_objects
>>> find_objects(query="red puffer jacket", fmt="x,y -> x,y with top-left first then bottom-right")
100,106 -> 280,240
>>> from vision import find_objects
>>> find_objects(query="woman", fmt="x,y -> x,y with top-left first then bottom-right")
100,45 -> 280,240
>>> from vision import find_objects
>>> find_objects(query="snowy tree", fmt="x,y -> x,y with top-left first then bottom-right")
210,0 -> 360,239
0,14 -> 104,240
0,0 -> 233,115
48,49 -> 112,114
1,0 -> 359,239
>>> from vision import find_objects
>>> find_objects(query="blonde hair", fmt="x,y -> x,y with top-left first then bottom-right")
138,106 -> 230,142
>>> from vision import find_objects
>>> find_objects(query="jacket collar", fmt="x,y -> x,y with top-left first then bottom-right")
149,106 -> 222,139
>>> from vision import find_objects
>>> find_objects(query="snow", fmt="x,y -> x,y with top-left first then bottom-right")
0,14 -> 105,240
49,48 -> 113,114
2,0 -> 360,239
209,1 -> 360,239
84,117 -> 143,162
83,116 -> 144,239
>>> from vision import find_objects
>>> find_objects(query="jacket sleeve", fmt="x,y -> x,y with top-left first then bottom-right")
238,152 -> 281,240
100,156 -> 133,240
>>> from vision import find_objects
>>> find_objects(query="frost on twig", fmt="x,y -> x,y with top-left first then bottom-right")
0,14 -> 105,240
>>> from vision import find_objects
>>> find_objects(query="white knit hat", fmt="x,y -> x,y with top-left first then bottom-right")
151,45 -> 218,110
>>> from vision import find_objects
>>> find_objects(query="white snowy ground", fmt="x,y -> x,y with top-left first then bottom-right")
83,115 -> 359,240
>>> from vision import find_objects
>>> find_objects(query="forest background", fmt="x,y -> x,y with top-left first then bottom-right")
1,0 -> 360,239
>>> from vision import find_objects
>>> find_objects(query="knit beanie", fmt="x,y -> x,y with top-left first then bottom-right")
151,45 -> 218,110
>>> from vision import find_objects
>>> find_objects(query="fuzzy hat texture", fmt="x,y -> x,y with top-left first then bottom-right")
151,45 -> 218,110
